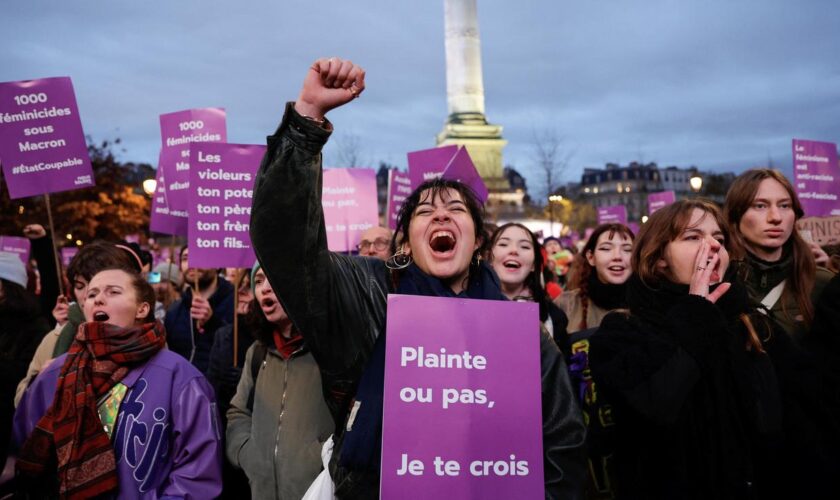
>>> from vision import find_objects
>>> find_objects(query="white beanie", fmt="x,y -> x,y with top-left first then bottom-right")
0,252 -> 27,288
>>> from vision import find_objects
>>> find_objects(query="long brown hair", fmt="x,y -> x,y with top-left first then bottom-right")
723,169 -> 815,326
566,223 -> 634,330
634,199 -> 765,352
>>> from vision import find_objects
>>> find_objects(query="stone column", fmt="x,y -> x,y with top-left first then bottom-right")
444,0 -> 485,117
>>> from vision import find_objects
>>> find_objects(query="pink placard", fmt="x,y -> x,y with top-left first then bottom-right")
150,149 -> 188,236
187,143 -> 264,268
647,190 -> 676,215
382,295 -> 544,499
387,169 -> 412,230
0,77 -> 94,199
792,139 -> 840,216
407,145 -> 458,189
441,147 -> 488,203
322,168 -> 379,252
0,236 -> 31,264
597,205 -> 628,225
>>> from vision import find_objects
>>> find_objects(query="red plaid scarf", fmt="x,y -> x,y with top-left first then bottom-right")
17,321 -> 166,499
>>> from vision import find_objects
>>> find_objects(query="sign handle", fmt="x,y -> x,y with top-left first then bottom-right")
44,193 -> 65,297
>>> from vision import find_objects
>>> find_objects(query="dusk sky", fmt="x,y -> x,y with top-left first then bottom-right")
3,0 -> 839,197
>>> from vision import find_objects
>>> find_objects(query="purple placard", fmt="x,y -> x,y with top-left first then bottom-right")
187,143 -> 264,268
442,147 -> 489,203
382,295 -> 543,499
60,246 -> 78,267
647,190 -> 676,215
0,77 -> 94,199
322,168 -> 379,252
792,139 -> 840,216
387,169 -> 412,230
407,145 -> 458,189
149,149 -> 188,236
628,222 -> 640,236
158,108 -> 227,212
597,205 -> 627,225
0,236 -> 31,264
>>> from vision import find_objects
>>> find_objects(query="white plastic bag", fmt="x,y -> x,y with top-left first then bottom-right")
302,435 -> 336,500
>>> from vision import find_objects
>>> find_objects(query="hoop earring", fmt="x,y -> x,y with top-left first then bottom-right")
386,248 -> 412,270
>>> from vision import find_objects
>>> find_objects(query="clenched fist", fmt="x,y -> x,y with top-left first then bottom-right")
295,57 -> 365,121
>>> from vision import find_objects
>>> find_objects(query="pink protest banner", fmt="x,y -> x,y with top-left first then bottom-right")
60,246 -> 78,267
597,205 -> 627,225
158,108 -> 227,212
387,169 -> 412,230
150,149 -> 188,236
647,190 -> 675,215
442,147 -> 489,203
628,222 -> 640,236
792,139 -> 840,216
188,143 -> 264,268
322,168 -> 379,252
0,236 -> 31,264
382,295 -> 544,499
0,77 -> 94,199
407,145 -> 458,189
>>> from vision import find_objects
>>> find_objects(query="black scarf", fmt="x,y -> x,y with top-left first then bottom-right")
587,271 -> 627,311
741,246 -> 792,296
338,262 -> 506,472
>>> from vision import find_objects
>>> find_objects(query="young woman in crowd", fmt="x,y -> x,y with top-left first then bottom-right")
14,241 -> 140,406
489,222 -> 568,339
249,57 -> 586,499
225,263 -> 333,500
558,223 -> 634,335
723,169 -> 835,341
588,199 -> 788,498
14,267 -> 221,499
0,253 -> 50,467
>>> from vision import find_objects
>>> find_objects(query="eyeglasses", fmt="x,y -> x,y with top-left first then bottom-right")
357,238 -> 389,252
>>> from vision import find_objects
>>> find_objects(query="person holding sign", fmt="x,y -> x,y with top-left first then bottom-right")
14,268 -> 221,498
723,169 -> 835,342
250,57 -> 586,499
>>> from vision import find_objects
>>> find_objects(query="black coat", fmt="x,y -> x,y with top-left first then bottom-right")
589,277 -> 784,499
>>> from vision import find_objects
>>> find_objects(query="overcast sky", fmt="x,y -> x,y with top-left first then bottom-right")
3,0 -> 839,196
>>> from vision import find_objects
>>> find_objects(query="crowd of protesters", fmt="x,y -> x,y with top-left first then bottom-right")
0,57 -> 838,499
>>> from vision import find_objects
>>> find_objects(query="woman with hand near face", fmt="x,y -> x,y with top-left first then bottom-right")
558,224 -> 634,335
724,169 -> 835,341
14,268 -> 221,499
250,57 -> 586,499
489,223 -> 569,339
588,200 -> 787,499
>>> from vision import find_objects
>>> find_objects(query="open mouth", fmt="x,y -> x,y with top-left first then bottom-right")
261,297 -> 276,308
705,258 -> 722,283
93,311 -> 110,322
503,259 -> 522,269
430,230 -> 456,253
607,265 -> 625,272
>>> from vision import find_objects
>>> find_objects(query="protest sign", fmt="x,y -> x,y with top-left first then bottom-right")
188,143 -> 264,268
441,147 -> 489,203
387,169 -> 412,230
0,77 -> 94,199
158,108 -> 227,212
322,168 -> 379,252
407,145 -> 458,189
597,205 -> 627,225
381,295 -> 544,499
792,139 -> 840,217
0,236 -> 31,264
628,222 -> 640,236
647,190 -> 675,215
150,149 -> 188,236
60,246 -> 78,267
797,216 -> 840,245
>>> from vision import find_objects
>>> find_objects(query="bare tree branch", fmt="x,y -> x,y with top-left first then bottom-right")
530,128 -> 574,203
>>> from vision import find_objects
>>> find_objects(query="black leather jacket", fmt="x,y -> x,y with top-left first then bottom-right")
251,103 -> 586,499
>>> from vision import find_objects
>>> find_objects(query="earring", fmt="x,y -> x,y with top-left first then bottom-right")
386,248 -> 412,270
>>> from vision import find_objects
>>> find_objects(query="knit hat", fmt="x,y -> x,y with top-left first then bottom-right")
250,261 -> 261,294
0,252 -> 28,288
152,262 -> 182,287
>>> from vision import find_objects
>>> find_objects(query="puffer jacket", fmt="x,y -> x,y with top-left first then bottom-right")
226,341 -> 333,500
250,103 -> 587,499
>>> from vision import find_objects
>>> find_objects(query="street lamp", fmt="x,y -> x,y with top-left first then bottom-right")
142,178 -> 157,196
689,175 -> 703,193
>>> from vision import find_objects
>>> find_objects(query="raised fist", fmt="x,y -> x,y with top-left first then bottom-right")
295,57 -> 365,120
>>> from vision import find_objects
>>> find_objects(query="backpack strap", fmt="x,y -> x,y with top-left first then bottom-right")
758,280 -> 786,315
247,342 -> 268,412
